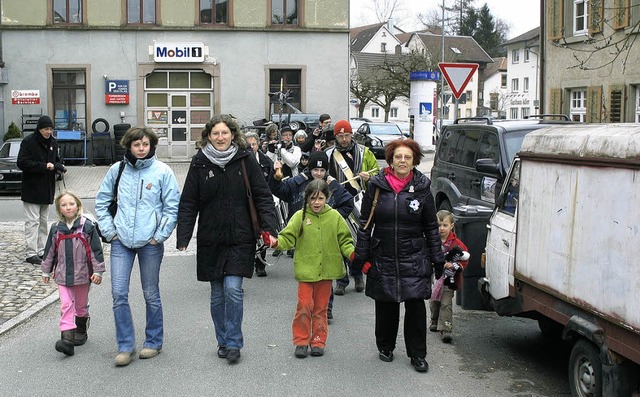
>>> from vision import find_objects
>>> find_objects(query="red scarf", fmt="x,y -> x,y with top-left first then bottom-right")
384,167 -> 414,193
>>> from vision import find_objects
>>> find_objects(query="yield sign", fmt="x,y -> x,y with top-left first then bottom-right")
438,62 -> 479,100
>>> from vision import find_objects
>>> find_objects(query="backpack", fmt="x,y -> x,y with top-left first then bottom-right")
54,216 -> 94,275
83,212 -> 108,244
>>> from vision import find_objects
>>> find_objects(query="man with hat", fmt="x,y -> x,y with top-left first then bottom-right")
17,115 -> 66,265
325,119 -> 378,295
266,124 -> 301,179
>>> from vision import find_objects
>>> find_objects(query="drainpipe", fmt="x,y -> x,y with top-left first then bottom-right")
539,1 -> 545,114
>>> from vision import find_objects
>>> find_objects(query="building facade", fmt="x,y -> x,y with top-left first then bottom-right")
543,0 -> 640,122
0,0 -> 350,160
503,29 -> 540,119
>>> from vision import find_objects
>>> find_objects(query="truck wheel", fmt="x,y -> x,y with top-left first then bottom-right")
538,317 -> 563,340
438,199 -> 452,212
569,339 -> 602,397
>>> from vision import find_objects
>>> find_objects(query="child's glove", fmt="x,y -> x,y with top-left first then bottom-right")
433,262 -> 444,279
362,262 -> 372,274
261,232 -> 277,248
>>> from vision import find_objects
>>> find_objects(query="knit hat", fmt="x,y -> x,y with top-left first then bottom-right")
36,116 -> 54,131
308,151 -> 329,171
333,119 -> 352,134
280,125 -> 293,134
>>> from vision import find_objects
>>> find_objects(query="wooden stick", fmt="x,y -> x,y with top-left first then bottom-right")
339,169 -> 378,185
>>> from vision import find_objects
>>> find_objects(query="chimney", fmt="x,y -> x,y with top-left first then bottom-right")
387,18 -> 394,33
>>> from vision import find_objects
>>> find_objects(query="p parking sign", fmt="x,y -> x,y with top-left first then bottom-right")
105,80 -> 129,104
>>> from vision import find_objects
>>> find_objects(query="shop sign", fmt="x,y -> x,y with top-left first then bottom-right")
105,80 -> 129,104
154,42 -> 205,63
11,89 -> 40,105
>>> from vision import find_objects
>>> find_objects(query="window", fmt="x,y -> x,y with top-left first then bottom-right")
437,129 -> 480,168
269,69 -> 301,112
200,0 -> 228,25
128,0 -> 157,24
574,0 -> 588,35
52,70 -> 87,131
271,0 -> 298,25
512,49 -> 520,63
466,90 -> 472,103
390,108 -> 398,118
637,88 -> 640,122
511,78 -> 519,92
381,42 -> 387,52
53,0 -> 83,24
522,107 -> 530,118
371,108 -> 380,118
524,48 -> 530,62
510,108 -> 519,119
570,89 -> 587,122
499,160 -> 520,216
523,77 -> 529,93
501,74 -> 507,88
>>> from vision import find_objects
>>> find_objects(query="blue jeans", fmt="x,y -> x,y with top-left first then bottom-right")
111,240 -> 164,352
210,276 -> 244,350
337,259 -> 363,287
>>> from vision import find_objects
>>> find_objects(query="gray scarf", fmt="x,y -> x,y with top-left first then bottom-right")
202,142 -> 238,169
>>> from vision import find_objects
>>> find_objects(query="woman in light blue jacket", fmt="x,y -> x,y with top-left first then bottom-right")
96,127 -> 180,367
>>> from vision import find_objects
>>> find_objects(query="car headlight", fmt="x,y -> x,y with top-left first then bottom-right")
370,138 -> 383,147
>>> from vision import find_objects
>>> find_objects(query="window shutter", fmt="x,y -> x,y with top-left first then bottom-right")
588,0 -> 604,34
613,0 -> 630,30
586,86 -> 603,123
608,85 -> 626,122
549,88 -> 562,115
547,0 -> 564,40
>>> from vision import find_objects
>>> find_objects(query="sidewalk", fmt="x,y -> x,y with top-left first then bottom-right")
0,154 -> 433,336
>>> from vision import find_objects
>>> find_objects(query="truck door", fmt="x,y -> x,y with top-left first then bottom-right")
485,159 -> 520,300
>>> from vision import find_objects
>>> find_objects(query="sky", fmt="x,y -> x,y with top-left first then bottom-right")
350,0 -> 541,39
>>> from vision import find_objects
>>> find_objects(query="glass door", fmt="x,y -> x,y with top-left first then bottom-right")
169,93 -> 189,158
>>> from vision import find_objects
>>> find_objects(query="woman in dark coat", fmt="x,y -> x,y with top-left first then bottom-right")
177,114 -> 277,365
354,139 -> 444,373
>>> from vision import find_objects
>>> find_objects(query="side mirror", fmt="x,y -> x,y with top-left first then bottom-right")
476,158 -> 500,175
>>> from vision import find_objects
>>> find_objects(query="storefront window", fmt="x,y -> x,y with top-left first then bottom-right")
52,70 -> 86,131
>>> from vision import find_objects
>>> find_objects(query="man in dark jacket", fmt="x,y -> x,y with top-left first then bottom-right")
17,115 -> 66,265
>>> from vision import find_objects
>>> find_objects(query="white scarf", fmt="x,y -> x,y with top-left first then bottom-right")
202,142 -> 238,169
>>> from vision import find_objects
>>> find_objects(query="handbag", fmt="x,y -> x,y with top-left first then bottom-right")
108,160 -> 126,217
240,159 -> 261,239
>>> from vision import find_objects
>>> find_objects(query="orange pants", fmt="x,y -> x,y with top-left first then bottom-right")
292,280 -> 332,348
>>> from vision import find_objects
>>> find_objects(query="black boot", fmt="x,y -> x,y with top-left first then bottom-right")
74,317 -> 89,346
55,330 -> 75,356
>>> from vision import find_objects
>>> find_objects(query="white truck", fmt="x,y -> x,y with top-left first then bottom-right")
479,124 -> 640,397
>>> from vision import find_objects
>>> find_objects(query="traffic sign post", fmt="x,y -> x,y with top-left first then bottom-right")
438,63 -> 479,100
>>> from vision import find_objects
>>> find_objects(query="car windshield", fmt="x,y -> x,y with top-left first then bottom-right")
503,130 -> 532,167
369,124 -> 403,135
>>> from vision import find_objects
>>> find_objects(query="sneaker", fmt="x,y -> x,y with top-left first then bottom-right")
26,255 -> 42,265
115,351 -> 135,366
226,348 -> 241,364
287,249 -> 294,257
310,346 -> 324,357
334,284 -> 346,296
294,345 -> 308,358
441,331 -> 453,343
255,267 -> 267,277
271,250 -> 282,257
355,279 -> 365,292
139,347 -> 161,359
217,345 -> 228,358
378,350 -> 394,362
429,323 -> 438,332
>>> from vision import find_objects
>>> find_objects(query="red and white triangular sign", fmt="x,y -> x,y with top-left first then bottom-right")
438,63 -> 479,100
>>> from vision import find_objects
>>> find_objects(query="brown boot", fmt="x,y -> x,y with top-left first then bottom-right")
74,317 -> 89,346
55,330 -> 75,356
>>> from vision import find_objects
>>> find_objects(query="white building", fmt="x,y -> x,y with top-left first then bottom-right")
503,28 -> 541,119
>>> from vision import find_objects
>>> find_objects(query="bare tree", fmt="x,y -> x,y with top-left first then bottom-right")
370,0 -> 404,23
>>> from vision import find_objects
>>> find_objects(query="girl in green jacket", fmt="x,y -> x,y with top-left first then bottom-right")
274,179 -> 354,359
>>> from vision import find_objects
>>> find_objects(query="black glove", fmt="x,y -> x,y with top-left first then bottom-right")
54,163 -> 67,173
267,140 -> 277,153
433,262 -> 444,279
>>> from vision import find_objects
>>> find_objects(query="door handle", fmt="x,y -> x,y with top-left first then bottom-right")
447,173 -> 455,180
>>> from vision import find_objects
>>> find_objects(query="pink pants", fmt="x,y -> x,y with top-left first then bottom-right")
58,284 -> 91,331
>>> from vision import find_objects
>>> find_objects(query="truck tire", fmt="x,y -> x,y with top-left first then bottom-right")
569,339 -> 602,397
91,118 -> 110,134
538,317 -> 563,340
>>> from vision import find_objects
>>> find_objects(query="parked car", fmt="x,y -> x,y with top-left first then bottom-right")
349,117 -> 371,131
394,121 -> 411,137
430,116 -> 574,211
352,122 -> 406,159
0,138 -> 23,193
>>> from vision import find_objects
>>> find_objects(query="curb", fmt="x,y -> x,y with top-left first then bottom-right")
0,289 -> 59,337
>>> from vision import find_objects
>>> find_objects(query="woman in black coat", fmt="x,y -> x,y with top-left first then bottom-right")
354,139 -> 444,373
177,115 -> 277,365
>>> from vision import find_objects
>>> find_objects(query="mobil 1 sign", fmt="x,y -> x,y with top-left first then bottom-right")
105,80 -> 129,104
154,42 -> 205,63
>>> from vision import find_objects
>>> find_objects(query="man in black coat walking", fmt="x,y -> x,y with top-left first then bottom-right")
17,115 -> 66,265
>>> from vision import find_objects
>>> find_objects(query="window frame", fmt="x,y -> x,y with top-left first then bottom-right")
371,107 -> 380,118
198,0 -> 232,26
573,0 -> 588,35
269,0 -> 301,27
51,68 -> 88,132
500,74 -> 507,89
125,0 -> 160,25
511,49 -> 520,63
523,77 -> 530,93
511,78 -> 519,93
51,0 -> 86,25
637,87 -> 640,123
510,108 -> 519,119
570,89 -> 587,122
268,68 -> 303,115
524,48 -> 530,63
